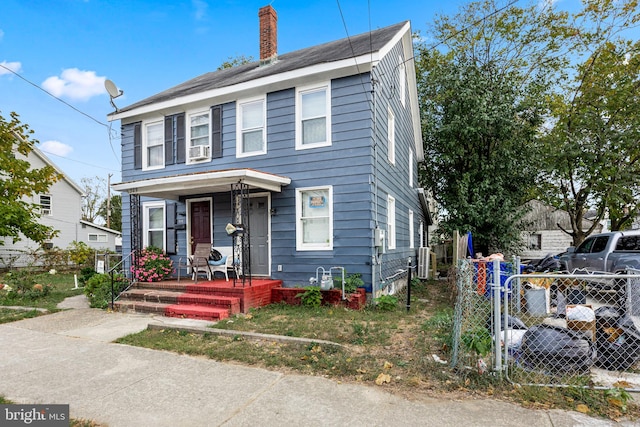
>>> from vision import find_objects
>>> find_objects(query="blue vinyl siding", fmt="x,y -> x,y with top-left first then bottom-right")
371,40 -> 424,266
119,37 -> 423,292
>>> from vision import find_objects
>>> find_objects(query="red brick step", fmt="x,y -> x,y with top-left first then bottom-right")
115,279 -> 282,321
166,304 -> 230,321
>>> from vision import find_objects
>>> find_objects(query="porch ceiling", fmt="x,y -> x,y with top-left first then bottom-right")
112,168 -> 291,200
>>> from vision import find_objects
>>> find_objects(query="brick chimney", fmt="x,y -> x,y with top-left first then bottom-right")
259,5 -> 277,64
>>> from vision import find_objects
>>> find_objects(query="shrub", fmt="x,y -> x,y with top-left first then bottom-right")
130,247 -> 173,282
2,270 -> 51,300
461,326 -> 492,357
344,273 -> 364,294
84,273 -> 128,309
68,241 -> 95,268
79,267 -> 97,286
296,286 -> 322,307
374,294 -> 398,311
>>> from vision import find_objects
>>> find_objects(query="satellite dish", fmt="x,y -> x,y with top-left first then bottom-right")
104,79 -> 122,98
104,79 -> 123,111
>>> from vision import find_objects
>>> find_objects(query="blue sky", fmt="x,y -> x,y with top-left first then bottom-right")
2,0 -> 593,187
0,0 -> 473,186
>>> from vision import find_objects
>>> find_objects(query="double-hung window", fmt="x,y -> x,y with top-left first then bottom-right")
143,202 -> 165,250
188,110 -> 210,162
387,195 -> 396,250
39,195 -> 52,216
409,210 -> 414,249
296,186 -> 333,251
409,150 -> 414,188
296,83 -> 330,149
88,234 -> 108,243
387,105 -> 395,165
144,120 -> 164,169
237,98 -> 266,157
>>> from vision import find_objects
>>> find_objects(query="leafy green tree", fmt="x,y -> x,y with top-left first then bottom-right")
418,57 -> 542,255
217,55 -> 254,70
0,111 -> 61,245
536,1 -> 640,245
97,194 -> 122,232
417,0 -> 568,254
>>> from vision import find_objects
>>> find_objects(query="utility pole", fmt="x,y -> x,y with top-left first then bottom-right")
107,173 -> 112,229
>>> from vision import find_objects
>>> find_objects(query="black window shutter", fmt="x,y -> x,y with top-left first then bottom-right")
211,105 -> 222,159
176,113 -> 186,164
165,202 -> 177,254
164,116 -> 174,165
133,122 -> 142,170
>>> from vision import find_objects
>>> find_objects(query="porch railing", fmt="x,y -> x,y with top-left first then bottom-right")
108,251 -> 136,310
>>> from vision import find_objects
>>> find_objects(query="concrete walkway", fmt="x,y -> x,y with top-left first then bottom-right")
0,296 -> 633,426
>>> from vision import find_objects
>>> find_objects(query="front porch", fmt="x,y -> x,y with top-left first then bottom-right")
115,278 -> 282,321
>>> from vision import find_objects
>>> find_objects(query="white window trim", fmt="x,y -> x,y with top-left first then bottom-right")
409,209 -> 414,249
295,82 -> 331,150
186,197 -> 213,258
143,201 -> 166,251
399,56 -> 406,108
186,109 -> 211,164
142,119 -> 165,171
236,96 -> 266,158
387,195 -> 396,250
387,105 -> 395,165
88,233 -> 108,243
409,150 -> 414,188
296,185 -> 333,251
39,194 -> 52,216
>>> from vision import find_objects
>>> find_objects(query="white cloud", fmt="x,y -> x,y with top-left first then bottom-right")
0,60 -> 22,76
40,140 -> 73,157
42,68 -> 106,101
193,0 -> 208,20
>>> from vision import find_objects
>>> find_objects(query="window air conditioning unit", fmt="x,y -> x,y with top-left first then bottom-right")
417,246 -> 430,279
189,145 -> 209,160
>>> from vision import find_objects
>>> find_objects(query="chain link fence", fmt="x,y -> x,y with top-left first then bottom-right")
453,259 -> 640,391
377,257 -> 413,309
451,259 -> 518,372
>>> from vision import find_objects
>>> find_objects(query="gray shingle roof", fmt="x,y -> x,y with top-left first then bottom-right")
115,21 -> 408,114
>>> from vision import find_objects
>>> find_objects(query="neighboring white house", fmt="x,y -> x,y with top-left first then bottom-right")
520,200 -> 603,261
0,145 -> 120,268
78,220 -> 122,252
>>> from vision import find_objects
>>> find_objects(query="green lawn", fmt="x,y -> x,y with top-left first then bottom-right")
0,271 -> 85,313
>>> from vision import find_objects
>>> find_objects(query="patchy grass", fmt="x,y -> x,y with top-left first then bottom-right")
0,395 -> 103,426
118,278 -> 640,422
0,308 -> 44,324
211,302 -> 398,346
0,271 -> 84,311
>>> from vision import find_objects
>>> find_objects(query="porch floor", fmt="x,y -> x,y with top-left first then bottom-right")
115,277 -> 282,321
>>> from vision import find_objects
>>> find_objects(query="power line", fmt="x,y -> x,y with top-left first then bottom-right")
379,0 -> 521,78
39,149 -> 119,173
335,0 -> 371,100
0,63 -> 110,128
425,0 -> 519,54
0,63 -> 121,162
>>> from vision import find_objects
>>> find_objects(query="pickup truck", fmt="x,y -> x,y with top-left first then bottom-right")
559,230 -> 640,273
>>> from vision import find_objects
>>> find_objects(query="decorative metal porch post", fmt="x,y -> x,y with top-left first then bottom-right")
231,182 -> 251,287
